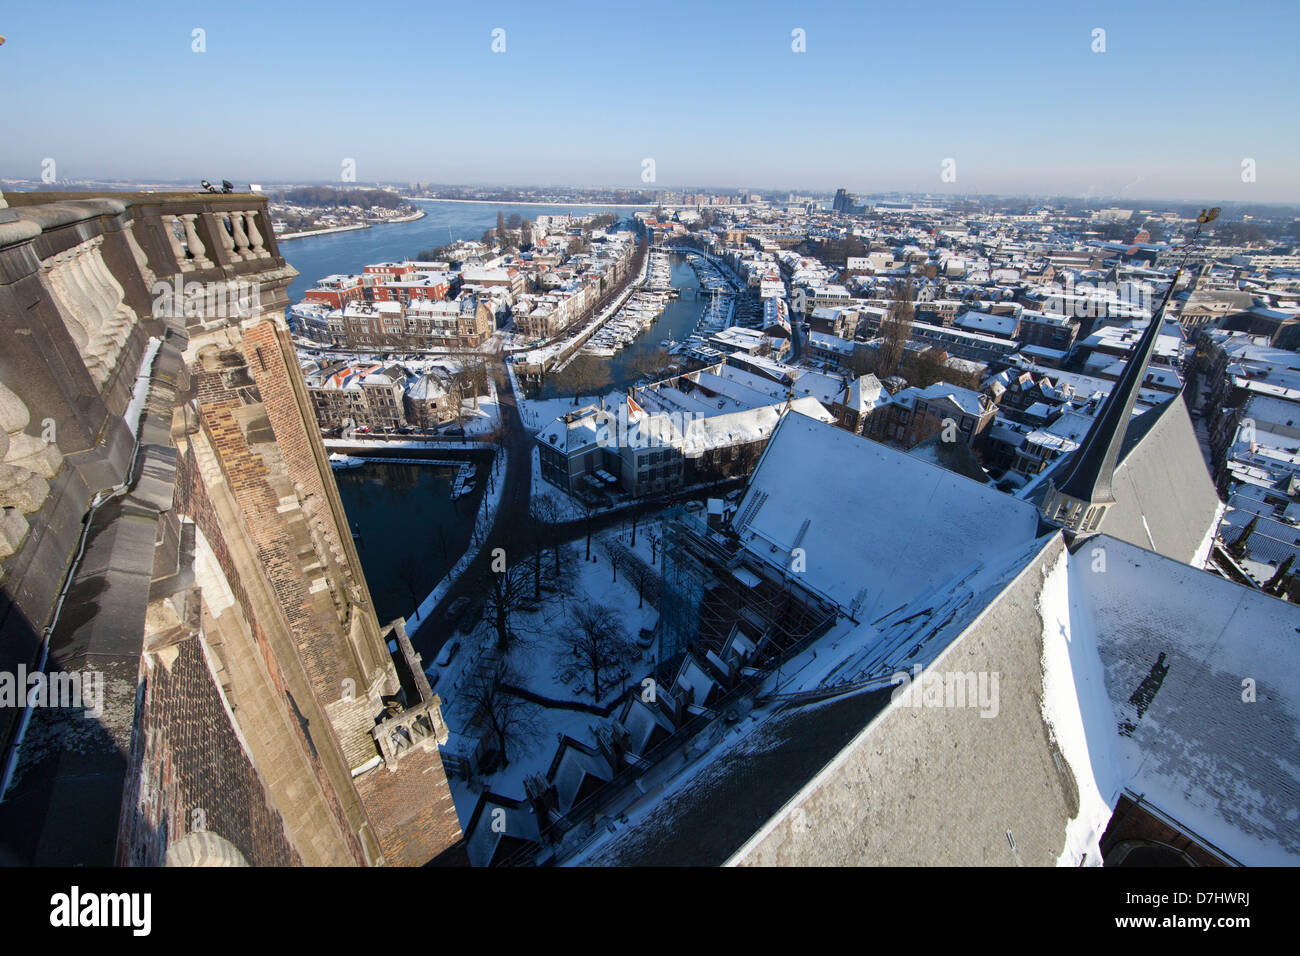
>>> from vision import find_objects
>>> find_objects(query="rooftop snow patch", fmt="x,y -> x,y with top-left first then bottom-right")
733,412 -> 1045,620
1070,535 -> 1300,865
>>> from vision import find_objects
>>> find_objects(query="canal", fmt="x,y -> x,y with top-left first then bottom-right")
535,251 -> 708,399
333,461 -> 474,627
280,208 -> 705,628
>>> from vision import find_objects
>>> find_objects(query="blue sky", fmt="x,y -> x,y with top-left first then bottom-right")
2,0 -> 1298,200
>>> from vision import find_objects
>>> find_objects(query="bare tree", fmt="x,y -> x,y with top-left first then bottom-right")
530,496 -> 565,578
901,346 -> 949,389
602,541 -> 626,584
398,561 -> 428,623
876,280 -> 915,379
549,354 -> 612,405
646,527 -> 662,566
477,547 -> 536,653
627,347 -> 673,384
626,553 -> 656,610
577,490 -> 600,560
557,604 -> 638,700
463,660 -> 541,770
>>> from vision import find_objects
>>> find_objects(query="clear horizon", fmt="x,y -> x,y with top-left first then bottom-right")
3,0 -> 1299,202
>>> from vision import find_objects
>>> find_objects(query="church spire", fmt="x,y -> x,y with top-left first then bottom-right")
1042,208 -> 1219,534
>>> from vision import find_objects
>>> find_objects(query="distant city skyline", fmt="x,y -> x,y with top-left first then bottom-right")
3,0 -> 1299,201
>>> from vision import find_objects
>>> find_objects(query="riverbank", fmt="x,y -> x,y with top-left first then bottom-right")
372,208 -> 426,225
277,207 -> 426,242
277,222 -> 369,241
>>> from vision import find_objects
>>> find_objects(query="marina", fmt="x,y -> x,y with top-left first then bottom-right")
579,251 -> 678,357
672,251 -> 741,353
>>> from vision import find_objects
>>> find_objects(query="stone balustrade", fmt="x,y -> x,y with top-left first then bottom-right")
0,189 -> 295,702
372,697 -> 449,769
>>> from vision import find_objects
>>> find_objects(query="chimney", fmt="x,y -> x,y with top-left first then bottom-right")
523,774 -> 558,840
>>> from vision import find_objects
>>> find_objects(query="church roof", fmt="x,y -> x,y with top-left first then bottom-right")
732,412 -> 1043,619
1097,393 -> 1222,565
1068,536 -> 1300,865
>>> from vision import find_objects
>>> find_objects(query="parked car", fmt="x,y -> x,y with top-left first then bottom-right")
435,640 -> 460,668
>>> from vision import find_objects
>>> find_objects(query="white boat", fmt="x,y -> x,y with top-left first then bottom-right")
329,453 -> 365,470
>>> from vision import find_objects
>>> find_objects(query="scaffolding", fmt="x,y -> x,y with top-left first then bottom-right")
655,507 -> 706,673
655,508 -> 839,676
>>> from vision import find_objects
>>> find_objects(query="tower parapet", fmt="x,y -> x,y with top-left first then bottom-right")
0,192 -> 460,866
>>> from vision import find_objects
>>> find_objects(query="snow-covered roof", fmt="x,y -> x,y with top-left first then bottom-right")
732,412 -> 1042,618
954,309 -> 1018,338
1066,536 -> 1300,865
679,397 -> 833,456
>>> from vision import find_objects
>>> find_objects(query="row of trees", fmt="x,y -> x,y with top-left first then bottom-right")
844,280 -> 981,391
280,186 -> 407,209
493,210 -> 535,250
547,344 -> 674,406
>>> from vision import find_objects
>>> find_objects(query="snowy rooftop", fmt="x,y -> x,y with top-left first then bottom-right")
732,412 -> 1043,619
954,309 -> 1018,338
1067,536 -> 1300,865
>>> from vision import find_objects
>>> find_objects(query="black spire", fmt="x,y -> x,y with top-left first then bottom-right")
1051,276 -> 1179,505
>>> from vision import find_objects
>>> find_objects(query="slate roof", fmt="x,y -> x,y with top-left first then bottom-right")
1071,536 -> 1300,865
1098,393 -> 1221,565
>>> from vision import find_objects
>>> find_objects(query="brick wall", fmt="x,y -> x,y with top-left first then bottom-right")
174,392 -> 369,865
353,748 -> 463,867
117,631 -> 301,867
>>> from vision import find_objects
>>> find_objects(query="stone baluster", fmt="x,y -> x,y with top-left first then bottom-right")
44,250 -> 110,385
66,244 -> 122,369
242,209 -> 270,258
125,220 -> 157,288
209,212 -> 238,262
83,239 -> 135,363
166,215 -> 193,271
229,211 -> 252,259
0,380 -> 62,480
44,251 -> 95,352
0,383 -> 62,559
180,214 -> 211,269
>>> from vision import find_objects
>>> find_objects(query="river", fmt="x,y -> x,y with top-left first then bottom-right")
282,199 -> 645,303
